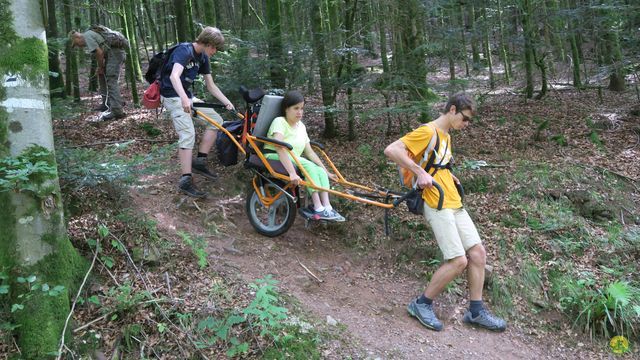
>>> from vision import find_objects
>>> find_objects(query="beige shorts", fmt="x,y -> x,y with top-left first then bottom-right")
423,207 -> 482,260
162,96 -> 223,149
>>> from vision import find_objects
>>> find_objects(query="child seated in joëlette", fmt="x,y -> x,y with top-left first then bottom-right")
263,90 -> 345,222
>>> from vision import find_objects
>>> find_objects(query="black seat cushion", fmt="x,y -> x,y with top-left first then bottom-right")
247,154 -> 303,178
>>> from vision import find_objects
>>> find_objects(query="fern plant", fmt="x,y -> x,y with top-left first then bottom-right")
568,280 -> 640,339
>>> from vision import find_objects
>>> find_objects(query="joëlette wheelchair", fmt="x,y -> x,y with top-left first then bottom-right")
191,88 -> 445,237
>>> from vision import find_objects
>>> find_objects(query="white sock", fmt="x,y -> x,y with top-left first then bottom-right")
314,205 -> 325,212
324,204 -> 333,211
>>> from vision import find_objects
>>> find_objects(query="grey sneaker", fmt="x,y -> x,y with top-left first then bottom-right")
407,298 -> 443,331
192,157 -> 217,180
463,309 -> 507,332
98,110 -> 126,121
328,209 -> 345,222
178,176 -> 206,198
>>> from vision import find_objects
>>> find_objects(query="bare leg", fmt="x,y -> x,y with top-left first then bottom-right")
466,244 -> 486,301
179,148 -> 193,175
311,192 -> 323,210
199,129 -> 217,154
320,191 -> 331,208
424,255 -> 468,299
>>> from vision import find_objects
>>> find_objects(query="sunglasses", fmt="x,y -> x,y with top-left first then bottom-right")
458,111 -> 472,123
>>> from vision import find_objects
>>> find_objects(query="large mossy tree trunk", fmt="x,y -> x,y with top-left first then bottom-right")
0,1 -> 84,358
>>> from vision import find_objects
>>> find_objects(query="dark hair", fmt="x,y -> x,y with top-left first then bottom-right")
443,92 -> 475,115
281,90 -> 305,116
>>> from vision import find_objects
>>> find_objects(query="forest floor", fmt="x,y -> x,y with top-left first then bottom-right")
30,73 -> 640,359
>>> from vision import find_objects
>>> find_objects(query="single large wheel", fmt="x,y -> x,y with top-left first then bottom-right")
246,181 -> 296,237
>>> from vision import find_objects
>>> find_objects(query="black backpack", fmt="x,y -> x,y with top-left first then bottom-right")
216,120 -> 244,166
144,44 -> 180,84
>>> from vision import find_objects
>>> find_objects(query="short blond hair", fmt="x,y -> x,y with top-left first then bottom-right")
196,27 -> 225,50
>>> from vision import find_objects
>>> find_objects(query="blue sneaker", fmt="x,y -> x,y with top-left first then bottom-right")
463,309 -> 507,332
407,298 -> 443,331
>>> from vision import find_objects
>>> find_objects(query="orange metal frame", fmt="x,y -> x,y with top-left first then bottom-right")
195,110 -> 401,209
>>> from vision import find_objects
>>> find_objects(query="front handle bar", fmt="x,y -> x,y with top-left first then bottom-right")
393,181 -> 444,210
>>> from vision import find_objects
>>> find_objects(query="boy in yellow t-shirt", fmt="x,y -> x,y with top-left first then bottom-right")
384,92 -> 506,332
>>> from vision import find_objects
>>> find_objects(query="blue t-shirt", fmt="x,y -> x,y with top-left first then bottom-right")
160,43 -> 211,98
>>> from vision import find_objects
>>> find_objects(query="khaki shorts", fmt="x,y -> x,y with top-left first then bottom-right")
423,207 -> 482,260
162,96 -> 223,149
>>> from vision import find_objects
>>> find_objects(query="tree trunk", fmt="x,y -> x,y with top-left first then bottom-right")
203,0 -> 217,26
265,0 -> 285,88
481,5 -> 494,89
469,4 -> 481,71
521,0 -> 535,98
125,0 -> 142,81
1,1 -> 84,358
345,0 -> 357,141
173,0 -> 189,42
459,2 -> 470,77
120,5 -> 139,106
497,0 -> 511,84
63,0 -> 79,100
377,0 -> 389,73
44,0 -> 65,97
310,0 -> 336,138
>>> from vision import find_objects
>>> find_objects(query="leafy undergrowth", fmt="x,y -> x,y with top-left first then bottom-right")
3,84 -> 638,358
49,160 -> 349,358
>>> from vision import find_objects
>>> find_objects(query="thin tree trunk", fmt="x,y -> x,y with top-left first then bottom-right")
265,0 -> 285,88
310,0 -> 336,138
173,0 -> 188,42
497,0 -> 511,84
45,0 -> 65,97
377,0 -> 389,73
120,4 -> 139,105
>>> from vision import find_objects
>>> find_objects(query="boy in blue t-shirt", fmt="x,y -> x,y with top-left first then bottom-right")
160,27 -> 235,198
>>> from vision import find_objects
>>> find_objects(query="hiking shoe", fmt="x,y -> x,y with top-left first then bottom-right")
98,110 -> 126,121
311,209 -> 345,222
328,209 -> 345,222
192,157 -> 218,180
463,309 -> 507,332
178,176 -> 206,198
407,298 -> 443,331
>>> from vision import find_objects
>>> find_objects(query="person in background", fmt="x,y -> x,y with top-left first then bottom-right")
70,25 -> 128,120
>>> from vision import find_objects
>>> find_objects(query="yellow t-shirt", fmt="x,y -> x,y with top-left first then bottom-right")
400,123 -> 462,209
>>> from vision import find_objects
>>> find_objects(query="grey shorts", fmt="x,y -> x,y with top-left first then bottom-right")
162,96 -> 223,149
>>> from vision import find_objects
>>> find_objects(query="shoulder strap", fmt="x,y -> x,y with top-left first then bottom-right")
410,125 -> 440,189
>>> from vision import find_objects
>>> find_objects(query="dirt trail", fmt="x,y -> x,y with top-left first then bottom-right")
132,171 -> 610,360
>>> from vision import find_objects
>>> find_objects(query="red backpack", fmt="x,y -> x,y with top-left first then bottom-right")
142,81 -> 160,109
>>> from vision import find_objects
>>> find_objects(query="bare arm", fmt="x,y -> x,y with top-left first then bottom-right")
384,139 -> 433,188
203,74 -> 233,110
272,132 -> 302,185
95,47 -> 105,75
303,143 -> 337,180
169,63 -> 191,113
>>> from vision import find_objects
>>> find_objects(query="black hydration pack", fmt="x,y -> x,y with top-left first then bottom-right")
144,44 -> 180,84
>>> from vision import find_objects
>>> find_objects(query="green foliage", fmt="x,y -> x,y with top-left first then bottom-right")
550,134 -> 568,146
139,122 -> 162,137
177,231 -> 208,269
0,37 -> 48,80
57,143 -> 174,189
461,174 -> 490,194
196,275 -> 295,357
0,271 -> 65,332
0,145 -> 58,198
552,274 -> 640,339
585,117 -> 604,149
